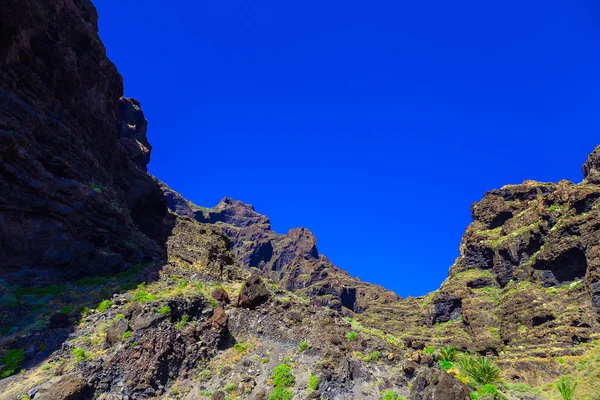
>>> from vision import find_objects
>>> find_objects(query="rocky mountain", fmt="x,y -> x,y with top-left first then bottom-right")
162,164 -> 600,398
0,0 -> 598,399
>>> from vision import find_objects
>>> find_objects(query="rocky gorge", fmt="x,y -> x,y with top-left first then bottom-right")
0,0 -> 599,399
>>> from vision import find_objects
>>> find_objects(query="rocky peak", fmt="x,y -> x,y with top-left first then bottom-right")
583,145 -> 600,183
287,227 -> 319,259
211,197 -> 271,228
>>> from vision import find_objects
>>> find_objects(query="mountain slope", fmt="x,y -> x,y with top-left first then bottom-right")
162,158 -> 600,397
0,1 -> 468,399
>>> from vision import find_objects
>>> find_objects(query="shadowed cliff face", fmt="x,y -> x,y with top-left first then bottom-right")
0,0 -> 169,285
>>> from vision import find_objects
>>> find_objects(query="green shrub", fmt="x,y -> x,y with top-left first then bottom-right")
269,387 -> 293,400
262,357 -> 269,363
308,374 -> 318,390
438,360 -> 453,371
79,306 -> 92,316
346,331 -> 358,341
456,354 -> 501,385
158,305 -> 171,317
175,315 -> 189,330
272,363 -> 295,388
224,383 -> 236,392
369,351 -> 380,361
71,348 -> 87,362
131,290 -> 155,303
424,346 -> 435,356
556,376 -> 577,400
0,349 -> 25,378
438,346 -> 458,362
176,278 -> 188,289
470,384 -> 502,400
381,390 -> 404,400
115,314 -> 125,320
122,331 -> 132,340
96,300 -> 112,312
299,341 -> 309,351
234,343 -> 247,353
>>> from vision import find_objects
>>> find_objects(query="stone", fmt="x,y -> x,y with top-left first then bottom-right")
106,318 -> 130,345
35,374 -> 89,400
236,274 -> 270,309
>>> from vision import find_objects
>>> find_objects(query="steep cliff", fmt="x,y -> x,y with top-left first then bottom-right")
0,0 -> 170,286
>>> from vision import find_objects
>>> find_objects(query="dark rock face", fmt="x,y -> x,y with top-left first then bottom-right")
236,274 -> 269,309
411,369 -> 470,400
0,0 -> 168,284
105,317 -> 129,345
583,145 -> 600,184
34,374 -> 89,400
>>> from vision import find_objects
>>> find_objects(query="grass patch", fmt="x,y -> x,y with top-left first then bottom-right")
96,300 -> 112,312
71,347 -> 88,362
0,349 -> 25,378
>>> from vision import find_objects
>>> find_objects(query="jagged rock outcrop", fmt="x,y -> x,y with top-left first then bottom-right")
0,0 -> 169,285
164,153 -> 600,393
162,184 -> 401,315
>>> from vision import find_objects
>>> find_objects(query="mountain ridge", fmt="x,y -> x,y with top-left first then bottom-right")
1,0 -> 599,399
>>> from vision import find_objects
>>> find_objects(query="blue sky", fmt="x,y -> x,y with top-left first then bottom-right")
93,0 -> 599,296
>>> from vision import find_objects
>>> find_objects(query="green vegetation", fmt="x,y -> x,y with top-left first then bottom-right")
122,331 -> 132,340
470,384 -> 506,400
158,305 -> 171,317
59,305 -> 73,314
175,315 -> 189,330
0,349 -> 25,378
131,288 -> 156,303
96,299 -> 112,312
269,362 -> 295,400
456,354 -> 502,386
346,331 -> 358,341
224,383 -> 236,392
437,346 -> 458,362
308,374 -> 318,391
556,376 -> 577,400
503,383 -> 547,399
89,183 -> 104,193
268,387 -> 293,400
16,285 -> 63,297
299,341 -> 309,351
71,347 -> 88,362
262,357 -> 269,363
488,327 -> 501,341
115,313 -> 125,320
234,343 -> 247,353
424,346 -> 435,356
272,363 -> 295,387
381,390 -> 404,400
438,360 -> 453,371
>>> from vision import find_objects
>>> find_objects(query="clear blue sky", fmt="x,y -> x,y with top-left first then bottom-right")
93,0 -> 599,296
